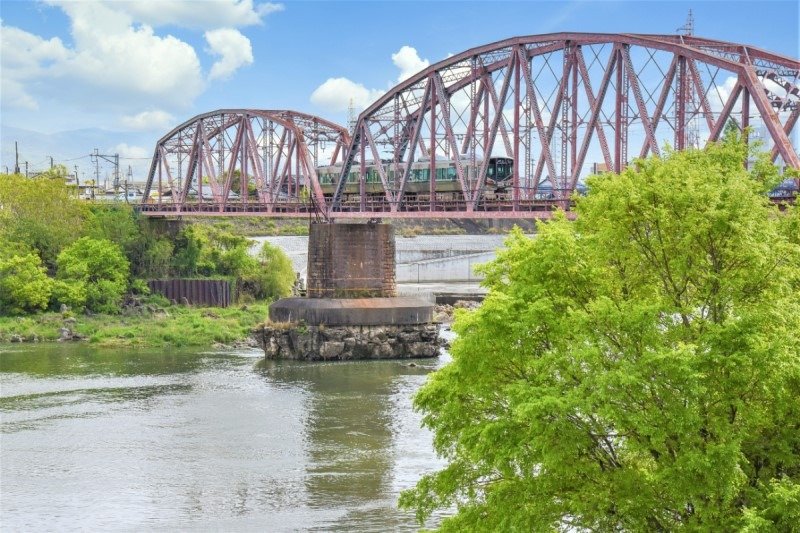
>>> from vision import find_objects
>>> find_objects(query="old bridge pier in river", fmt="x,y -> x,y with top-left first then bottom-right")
255,223 -> 441,360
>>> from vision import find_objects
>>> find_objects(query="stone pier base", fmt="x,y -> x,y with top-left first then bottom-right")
254,322 -> 441,361
259,223 -> 441,361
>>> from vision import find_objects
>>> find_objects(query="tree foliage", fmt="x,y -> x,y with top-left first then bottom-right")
84,204 -> 140,256
242,241 -> 295,300
0,252 -> 53,315
0,172 -> 88,269
170,224 -> 295,300
56,237 -> 130,313
401,138 -> 800,530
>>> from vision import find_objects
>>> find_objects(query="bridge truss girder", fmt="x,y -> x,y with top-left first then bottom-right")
331,33 -> 800,216
142,109 -> 350,215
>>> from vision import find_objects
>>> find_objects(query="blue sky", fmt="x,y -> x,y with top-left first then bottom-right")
1,0 -> 798,179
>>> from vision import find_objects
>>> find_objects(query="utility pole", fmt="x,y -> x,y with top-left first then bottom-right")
25,161 -> 29,178
74,165 -> 80,187
126,165 -> 133,203
91,148 -> 120,197
14,141 -> 20,174
49,156 -> 54,169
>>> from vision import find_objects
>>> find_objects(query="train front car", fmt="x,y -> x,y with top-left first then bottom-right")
486,157 -> 514,191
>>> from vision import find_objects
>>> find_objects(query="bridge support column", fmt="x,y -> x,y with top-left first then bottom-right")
256,222 -> 440,361
307,222 -> 396,298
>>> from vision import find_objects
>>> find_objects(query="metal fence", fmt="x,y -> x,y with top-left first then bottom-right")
147,279 -> 232,307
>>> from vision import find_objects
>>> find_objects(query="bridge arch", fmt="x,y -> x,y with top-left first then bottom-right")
142,109 -> 350,214
332,33 -> 799,215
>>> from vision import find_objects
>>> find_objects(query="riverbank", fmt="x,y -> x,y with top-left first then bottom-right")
0,301 -> 269,348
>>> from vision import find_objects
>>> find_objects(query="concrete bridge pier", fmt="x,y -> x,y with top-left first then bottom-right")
255,222 -> 441,361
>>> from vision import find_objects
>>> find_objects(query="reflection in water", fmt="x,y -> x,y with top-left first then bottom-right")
1,344 -> 446,531
257,360 -> 438,531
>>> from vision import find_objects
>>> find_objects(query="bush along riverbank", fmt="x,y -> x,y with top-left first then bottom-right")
0,297 -> 269,348
1,169 -> 297,349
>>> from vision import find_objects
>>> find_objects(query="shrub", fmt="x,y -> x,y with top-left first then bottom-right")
239,241 -> 295,300
56,237 -> 130,313
51,279 -> 88,311
0,253 -> 53,315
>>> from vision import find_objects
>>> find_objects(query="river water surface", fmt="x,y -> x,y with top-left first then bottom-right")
1,343 -> 450,531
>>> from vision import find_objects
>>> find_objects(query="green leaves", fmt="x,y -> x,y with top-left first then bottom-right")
0,253 -> 53,315
56,237 -> 130,313
170,225 -> 295,300
402,140 -> 800,530
0,172 -> 88,269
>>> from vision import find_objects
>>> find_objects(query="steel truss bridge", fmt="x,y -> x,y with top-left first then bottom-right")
141,33 -> 799,220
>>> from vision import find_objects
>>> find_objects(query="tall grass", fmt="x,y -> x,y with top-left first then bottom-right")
0,302 -> 269,348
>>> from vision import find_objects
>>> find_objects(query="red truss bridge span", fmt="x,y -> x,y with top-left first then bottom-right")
140,33 -> 799,220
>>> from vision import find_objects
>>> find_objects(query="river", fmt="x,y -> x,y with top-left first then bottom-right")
0,342 -> 452,531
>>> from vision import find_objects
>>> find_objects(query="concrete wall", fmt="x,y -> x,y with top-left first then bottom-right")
253,234 -> 510,284
396,251 -> 495,283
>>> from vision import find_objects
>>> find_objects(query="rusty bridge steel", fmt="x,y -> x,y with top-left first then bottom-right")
139,33 -> 799,220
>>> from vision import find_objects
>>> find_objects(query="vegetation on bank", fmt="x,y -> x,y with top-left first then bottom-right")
0,167 -> 295,345
0,299 -> 268,348
188,216 -> 311,237
400,134 -> 800,530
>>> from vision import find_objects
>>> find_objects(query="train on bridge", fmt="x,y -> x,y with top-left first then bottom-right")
140,32 -> 799,219
317,156 -> 521,204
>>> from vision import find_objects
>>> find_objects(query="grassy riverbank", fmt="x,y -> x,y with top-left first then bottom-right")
0,301 -> 269,348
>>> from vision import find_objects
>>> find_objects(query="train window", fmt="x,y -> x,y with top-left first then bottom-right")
447,167 -> 457,181
497,163 -> 507,180
487,165 -> 495,178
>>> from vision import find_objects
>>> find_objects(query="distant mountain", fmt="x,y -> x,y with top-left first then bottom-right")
0,125 -> 158,184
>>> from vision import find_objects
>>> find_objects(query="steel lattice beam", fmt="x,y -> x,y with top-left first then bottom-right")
142,109 -> 350,217
140,34 -> 798,220
330,33 -> 798,217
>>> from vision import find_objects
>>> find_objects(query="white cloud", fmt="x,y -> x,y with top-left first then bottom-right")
0,24 -> 70,110
392,45 -> 429,82
60,2 -> 204,103
310,78 -> 385,113
709,76 -> 739,114
0,5 -> 204,112
205,28 -> 253,80
1,1 -> 283,118
121,110 -> 176,131
115,0 -> 283,29
112,143 -> 149,159
310,45 -> 429,113
1,77 -> 39,111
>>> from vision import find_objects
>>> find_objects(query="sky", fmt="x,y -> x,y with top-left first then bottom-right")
1,0 -> 798,181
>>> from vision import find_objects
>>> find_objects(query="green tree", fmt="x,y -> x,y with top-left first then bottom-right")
400,139 -> 800,530
56,237 -> 130,313
84,204 -> 140,256
240,241 -> 295,300
0,252 -> 53,315
0,172 -> 88,269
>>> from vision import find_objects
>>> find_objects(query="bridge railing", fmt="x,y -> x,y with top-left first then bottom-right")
136,189 -> 794,217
